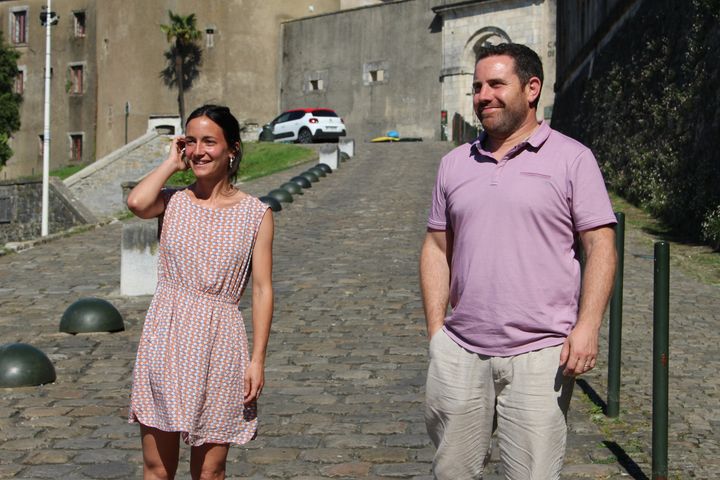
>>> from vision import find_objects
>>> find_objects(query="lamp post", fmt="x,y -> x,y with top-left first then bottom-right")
39,1 -> 58,237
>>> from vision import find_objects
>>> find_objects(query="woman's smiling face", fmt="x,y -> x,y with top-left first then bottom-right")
184,115 -> 233,180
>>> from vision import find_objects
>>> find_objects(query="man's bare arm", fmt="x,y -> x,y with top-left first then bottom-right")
560,225 -> 617,376
420,229 -> 452,339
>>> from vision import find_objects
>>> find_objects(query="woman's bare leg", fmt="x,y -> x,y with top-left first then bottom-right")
140,424 -> 180,480
190,443 -> 229,480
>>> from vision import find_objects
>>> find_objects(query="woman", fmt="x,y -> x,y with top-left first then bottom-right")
127,105 -> 273,480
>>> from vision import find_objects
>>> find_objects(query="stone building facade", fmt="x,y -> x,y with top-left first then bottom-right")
280,0 -> 557,143
2,0 -> 560,180
281,0 -> 443,142
1,0 -> 97,180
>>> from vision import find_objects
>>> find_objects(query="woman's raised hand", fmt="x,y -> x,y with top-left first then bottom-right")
168,136 -> 189,171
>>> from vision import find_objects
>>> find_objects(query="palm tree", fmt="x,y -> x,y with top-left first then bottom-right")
160,10 -> 202,127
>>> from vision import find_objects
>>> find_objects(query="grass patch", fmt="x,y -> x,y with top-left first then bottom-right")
50,164 -> 86,180
610,192 -> 720,286
166,142 -> 316,186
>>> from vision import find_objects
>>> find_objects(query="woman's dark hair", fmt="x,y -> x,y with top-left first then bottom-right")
186,104 -> 243,182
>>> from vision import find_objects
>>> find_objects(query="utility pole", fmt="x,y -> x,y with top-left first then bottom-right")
40,1 -> 58,236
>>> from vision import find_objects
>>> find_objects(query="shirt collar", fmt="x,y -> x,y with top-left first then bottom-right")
470,120 -> 551,158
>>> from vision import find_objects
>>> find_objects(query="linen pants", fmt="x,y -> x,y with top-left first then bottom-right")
425,330 -> 575,480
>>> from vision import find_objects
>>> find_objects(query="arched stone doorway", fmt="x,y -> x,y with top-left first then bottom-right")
464,26 -> 513,68
449,27 -> 513,143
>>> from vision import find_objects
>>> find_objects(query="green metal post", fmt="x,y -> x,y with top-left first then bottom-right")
652,241 -> 669,480
607,212 -> 625,418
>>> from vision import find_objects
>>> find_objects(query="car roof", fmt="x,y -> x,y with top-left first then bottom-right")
285,108 -> 337,114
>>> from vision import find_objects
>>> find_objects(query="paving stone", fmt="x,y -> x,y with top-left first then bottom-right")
373,463 -> 432,477
53,438 -> 108,450
298,448 -> 353,464
0,465 -> 23,479
247,448 -> 301,465
79,462 -> 136,479
23,449 -> 73,464
20,464 -> 79,478
324,435 -> 379,449
357,448 -> 409,463
320,462 -> 372,477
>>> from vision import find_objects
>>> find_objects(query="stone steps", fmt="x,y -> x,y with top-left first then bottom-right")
67,135 -> 171,220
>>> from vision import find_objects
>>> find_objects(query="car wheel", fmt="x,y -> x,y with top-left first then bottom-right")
297,128 -> 313,144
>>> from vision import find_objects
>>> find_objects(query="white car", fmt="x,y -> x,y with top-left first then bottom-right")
260,108 -> 346,143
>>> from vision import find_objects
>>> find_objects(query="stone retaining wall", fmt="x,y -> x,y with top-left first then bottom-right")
0,178 -> 97,245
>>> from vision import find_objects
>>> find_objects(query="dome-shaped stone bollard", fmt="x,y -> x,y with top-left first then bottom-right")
316,163 -> 332,174
268,188 -> 293,204
309,166 -> 327,178
301,171 -> 320,183
290,176 -> 312,189
60,298 -> 125,334
340,152 -> 351,162
0,343 -> 56,388
281,182 -> 303,195
259,196 -> 282,212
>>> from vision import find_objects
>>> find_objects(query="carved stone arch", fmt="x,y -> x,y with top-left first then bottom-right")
463,26 -> 512,70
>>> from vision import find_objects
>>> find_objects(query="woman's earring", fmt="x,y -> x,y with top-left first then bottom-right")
229,156 -> 235,170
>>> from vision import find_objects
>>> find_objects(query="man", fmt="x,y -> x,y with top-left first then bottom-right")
420,43 -> 617,479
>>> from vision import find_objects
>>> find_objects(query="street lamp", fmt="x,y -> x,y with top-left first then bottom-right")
39,1 -> 58,237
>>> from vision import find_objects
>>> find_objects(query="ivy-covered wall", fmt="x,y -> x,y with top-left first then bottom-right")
552,0 -> 720,248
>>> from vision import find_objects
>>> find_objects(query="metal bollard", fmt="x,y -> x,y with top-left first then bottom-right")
607,212 -> 625,417
652,241 -> 669,480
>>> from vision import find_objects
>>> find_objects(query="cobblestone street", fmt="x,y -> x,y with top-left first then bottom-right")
1,141 -> 717,479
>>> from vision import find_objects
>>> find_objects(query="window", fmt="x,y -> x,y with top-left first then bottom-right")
305,70 -> 328,93
205,27 -> 215,48
363,61 -> 389,86
69,64 -> 84,94
288,111 -> 305,121
369,69 -> 384,83
70,134 -> 83,163
14,67 -> 25,95
0,197 -> 11,224
73,11 -> 86,38
38,134 -> 45,157
312,110 -> 338,117
11,9 -> 28,44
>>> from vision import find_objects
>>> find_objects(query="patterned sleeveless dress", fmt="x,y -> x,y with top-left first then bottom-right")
129,189 -> 269,446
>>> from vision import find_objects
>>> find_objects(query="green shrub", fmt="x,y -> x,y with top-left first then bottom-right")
702,206 -> 720,251
552,0 -> 720,244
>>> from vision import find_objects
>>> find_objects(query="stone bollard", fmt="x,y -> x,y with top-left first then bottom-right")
121,221 -> 159,296
319,144 -> 339,170
60,298 -> 125,334
339,138 -> 355,158
0,343 -> 56,388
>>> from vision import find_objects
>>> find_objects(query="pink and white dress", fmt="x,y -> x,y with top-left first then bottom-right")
129,189 -> 268,446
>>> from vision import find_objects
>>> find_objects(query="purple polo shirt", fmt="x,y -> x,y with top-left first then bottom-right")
428,121 -> 616,356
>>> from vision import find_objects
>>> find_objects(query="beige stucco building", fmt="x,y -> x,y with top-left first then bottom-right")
1,0 -> 346,179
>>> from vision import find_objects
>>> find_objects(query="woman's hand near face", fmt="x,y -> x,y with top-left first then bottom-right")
126,135 -> 188,219
168,136 -> 189,171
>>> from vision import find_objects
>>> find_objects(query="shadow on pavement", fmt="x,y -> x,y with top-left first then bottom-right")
576,379 -> 649,480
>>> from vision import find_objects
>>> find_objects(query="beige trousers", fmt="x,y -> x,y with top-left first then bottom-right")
425,330 -> 575,480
